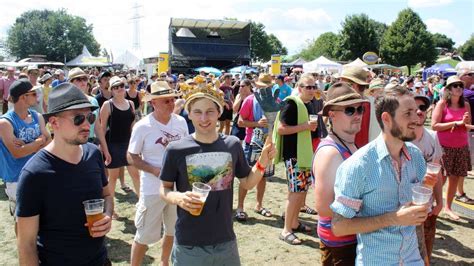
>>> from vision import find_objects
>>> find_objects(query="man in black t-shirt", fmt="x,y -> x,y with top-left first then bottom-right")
94,71 -> 112,107
16,83 -> 113,265
275,74 -> 318,245
160,86 -> 275,266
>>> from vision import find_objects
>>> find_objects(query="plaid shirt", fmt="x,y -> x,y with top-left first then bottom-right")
331,135 -> 426,265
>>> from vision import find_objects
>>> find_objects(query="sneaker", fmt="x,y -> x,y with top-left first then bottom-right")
455,193 -> 474,205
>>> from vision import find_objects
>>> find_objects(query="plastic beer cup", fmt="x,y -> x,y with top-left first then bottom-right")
309,114 -> 318,122
424,162 -> 441,188
190,182 -> 211,216
412,185 -> 433,205
83,199 -> 105,236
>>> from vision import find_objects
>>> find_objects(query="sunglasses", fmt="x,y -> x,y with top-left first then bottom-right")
112,84 -> 125,90
417,104 -> 429,112
450,83 -> 463,89
302,85 -> 317,90
60,112 -> 96,126
74,77 -> 88,82
334,105 -> 365,116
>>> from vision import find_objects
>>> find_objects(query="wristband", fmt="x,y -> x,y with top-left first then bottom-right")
255,160 -> 265,174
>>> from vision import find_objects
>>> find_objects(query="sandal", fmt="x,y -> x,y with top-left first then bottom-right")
300,205 -> 318,215
454,193 -> 474,205
293,222 -> 312,233
235,210 -> 248,222
279,232 -> 301,245
121,186 -> 133,193
255,208 -> 272,217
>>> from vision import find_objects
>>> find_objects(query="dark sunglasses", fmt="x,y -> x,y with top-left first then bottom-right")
417,104 -> 429,112
302,85 -> 317,90
74,77 -> 88,82
334,105 -> 365,116
71,112 -> 96,126
450,83 -> 463,89
112,84 -> 125,90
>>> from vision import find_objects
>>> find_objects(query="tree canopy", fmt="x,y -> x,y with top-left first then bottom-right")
6,9 -> 100,62
299,32 -> 340,61
250,21 -> 287,62
380,8 -> 437,74
339,14 -> 386,60
459,34 -> 474,61
431,33 -> 455,50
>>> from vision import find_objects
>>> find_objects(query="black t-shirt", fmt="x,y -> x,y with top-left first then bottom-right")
16,143 -> 108,266
280,99 -> 318,160
160,134 -> 251,246
95,92 -> 110,108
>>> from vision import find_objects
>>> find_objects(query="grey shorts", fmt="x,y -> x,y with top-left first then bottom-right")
172,240 -> 240,266
134,194 -> 177,245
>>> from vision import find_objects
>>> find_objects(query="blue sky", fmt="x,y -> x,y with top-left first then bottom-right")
0,0 -> 472,59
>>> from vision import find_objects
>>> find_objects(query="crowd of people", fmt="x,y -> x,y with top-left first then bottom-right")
0,63 -> 473,265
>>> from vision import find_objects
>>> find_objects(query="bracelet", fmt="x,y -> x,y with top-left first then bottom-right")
255,160 -> 265,174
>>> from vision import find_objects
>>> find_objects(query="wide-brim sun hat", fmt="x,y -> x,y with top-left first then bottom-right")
446,75 -> 465,88
340,66 -> 369,86
142,81 -> 182,102
255,73 -> 273,87
321,82 -> 369,116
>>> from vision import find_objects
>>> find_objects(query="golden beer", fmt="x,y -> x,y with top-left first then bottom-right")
189,198 -> 205,216
86,211 -> 105,236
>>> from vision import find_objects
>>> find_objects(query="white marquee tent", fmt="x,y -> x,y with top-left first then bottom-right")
303,56 -> 342,74
344,58 -> 368,68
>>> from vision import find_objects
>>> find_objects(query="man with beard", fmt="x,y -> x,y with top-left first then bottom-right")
412,95 -> 443,264
313,82 -> 368,265
330,85 -> 432,265
16,83 -> 113,265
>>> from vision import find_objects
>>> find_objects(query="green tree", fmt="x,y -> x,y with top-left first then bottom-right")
267,34 -> 288,56
249,21 -> 287,62
339,14 -> 385,61
431,33 -> 455,50
6,9 -> 100,62
380,8 -> 437,74
299,32 -> 340,60
459,34 -> 474,60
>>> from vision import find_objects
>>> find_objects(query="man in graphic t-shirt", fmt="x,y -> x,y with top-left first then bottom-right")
128,81 -> 188,266
159,85 -> 275,265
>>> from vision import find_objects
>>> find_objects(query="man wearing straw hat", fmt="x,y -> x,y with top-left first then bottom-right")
159,83 -> 275,265
128,81 -> 188,266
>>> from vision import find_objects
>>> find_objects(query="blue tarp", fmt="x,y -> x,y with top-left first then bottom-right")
422,63 -> 457,80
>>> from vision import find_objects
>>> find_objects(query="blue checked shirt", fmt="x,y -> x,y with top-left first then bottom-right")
331,135 -> 426,266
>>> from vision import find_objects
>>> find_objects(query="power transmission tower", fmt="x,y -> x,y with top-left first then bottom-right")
131,2 -> 143,50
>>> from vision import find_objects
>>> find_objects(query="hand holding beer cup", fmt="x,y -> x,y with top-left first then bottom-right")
179,182 -> 212,216
308,115 -> 318,131
423,162 -> 440,188
83,199 -> 111,237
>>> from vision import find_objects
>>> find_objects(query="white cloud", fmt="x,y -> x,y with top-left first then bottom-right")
425,18 -> 463,46
408,0 -> 453,8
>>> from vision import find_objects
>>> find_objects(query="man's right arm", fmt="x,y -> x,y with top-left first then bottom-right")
17,215 -> 40,266
127,152 -> 160,177
0,120 -> 45,158
331,204 -> 429,237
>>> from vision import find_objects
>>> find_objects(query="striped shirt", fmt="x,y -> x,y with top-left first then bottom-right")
331,135 -> 426,266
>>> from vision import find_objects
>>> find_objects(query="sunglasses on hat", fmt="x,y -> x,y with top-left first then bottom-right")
333,105 -> 365,116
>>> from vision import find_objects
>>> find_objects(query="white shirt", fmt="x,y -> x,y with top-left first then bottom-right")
128,113 -> 189,196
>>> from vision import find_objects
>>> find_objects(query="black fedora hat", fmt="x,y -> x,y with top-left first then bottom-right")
43,82 -> 98,120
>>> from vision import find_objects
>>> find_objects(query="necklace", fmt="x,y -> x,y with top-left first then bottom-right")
330,131 -> 357,155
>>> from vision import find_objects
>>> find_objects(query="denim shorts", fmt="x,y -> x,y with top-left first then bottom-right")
172,240 -> 240,266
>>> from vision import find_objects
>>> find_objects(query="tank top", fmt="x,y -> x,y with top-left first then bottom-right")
437,104 -> 468,148
125,90 -> 140,110
0,109 -> 41,182
315,138 -> 357,247
106,101 -> 135,143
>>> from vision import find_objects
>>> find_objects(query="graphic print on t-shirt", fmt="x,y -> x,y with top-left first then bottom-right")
186,152 -> 233,191
155,130 -> 182,147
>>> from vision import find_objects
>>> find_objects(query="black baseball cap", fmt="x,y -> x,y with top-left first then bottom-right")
9,78 -> 35,98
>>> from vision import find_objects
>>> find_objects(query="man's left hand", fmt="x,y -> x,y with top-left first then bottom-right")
85,214 -> 112,238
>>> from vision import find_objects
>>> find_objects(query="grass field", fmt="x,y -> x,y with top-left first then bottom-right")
1,163 -> 473,265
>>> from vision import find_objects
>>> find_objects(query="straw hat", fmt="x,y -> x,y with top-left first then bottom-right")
446,75 -> 464,88
255,73 -> 273,87
142,81 -> 181,102
340,66 -> 369,85
68,67 -> 88,82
